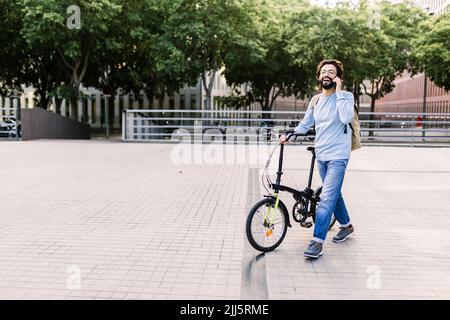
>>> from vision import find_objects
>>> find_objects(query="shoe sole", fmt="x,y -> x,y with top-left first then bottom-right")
304,250 -> 323,259
332,232 -> 355,243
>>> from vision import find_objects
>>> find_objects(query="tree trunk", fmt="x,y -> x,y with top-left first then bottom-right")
201,69 -> 216,127
55,96 -> 63,115
41,96 -> 50,110
70,96 -> 78,120
158,95 -> 164,108
108,89 -> 115,129
205,93 -> 211,112
37,91 -> 50,110
260,100 -> 271,120
70,83 -> 79,121
368,96 -> 376,138
259,87 -> 281,120
205,92 -> 212,126
57,48 -> 89,121
145,92 -> 154,109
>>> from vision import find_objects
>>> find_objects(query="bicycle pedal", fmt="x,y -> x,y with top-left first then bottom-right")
300,221 -> 313,228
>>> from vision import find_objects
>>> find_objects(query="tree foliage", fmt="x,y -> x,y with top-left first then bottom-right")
0,0 -> 438,121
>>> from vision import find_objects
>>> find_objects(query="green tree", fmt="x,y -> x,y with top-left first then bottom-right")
0,0 -> 25,97
412,12 -> 450,90
21,0 -> 123,120
163,0 -> 249,114
115,0 -> 197,107
357,0 -> 426,135
286,2 -> 369,103
223,0 -> 312,119
0,0 -> 70,110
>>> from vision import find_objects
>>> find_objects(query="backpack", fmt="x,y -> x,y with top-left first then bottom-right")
310,93 -> 362,151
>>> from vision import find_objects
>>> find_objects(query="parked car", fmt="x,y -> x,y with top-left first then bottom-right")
258,120 -> 275,142
379,121 -> 393,128
202,121 -> 226,135
0,117 -> 21,138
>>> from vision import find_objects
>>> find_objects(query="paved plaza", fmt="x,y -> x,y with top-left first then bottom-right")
1,139 -> 450,299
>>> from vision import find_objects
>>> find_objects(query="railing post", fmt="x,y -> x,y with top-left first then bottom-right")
132,112 -> 136,141
105,95 -> 110,140
122,109 -> 127,141
15,97 -> 21,141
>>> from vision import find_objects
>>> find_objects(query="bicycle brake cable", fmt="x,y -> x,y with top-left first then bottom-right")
261,144 -> 279,194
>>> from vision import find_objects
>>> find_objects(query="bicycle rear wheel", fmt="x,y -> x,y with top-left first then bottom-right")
312,213 -> 337,230
312,187 -> 337,230
329,214 -> 337,229
246,197 -> 288,252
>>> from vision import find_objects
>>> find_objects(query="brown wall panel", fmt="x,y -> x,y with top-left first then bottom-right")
21,108 -> 90,140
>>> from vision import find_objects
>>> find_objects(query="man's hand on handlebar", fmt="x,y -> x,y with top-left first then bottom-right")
278,134 -> 290,144
279,129 -> 295,144
278,128 -> 315,144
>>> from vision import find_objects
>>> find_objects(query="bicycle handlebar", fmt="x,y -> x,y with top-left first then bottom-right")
284,128 -> 315,141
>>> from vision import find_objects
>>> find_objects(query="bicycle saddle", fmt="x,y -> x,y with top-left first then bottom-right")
307,147 -> 315,152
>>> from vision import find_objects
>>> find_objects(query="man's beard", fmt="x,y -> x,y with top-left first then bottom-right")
321,77 -> 335,89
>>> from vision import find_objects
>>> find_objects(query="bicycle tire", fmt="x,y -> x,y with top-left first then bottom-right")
312,187 -> 337,230
246,197 -> 289,252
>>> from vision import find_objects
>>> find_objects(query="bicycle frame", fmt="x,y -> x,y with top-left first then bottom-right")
264,134 -> 322,227
270,142 -> 317,194
246,131 -> 337,252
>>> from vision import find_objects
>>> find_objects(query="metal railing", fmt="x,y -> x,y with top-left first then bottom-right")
122,109 -> 450,146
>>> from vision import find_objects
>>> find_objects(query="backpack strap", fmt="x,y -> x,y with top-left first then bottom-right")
310,94 -> 321,132
311,93 -> 322,135
345,104 -> 358,134
349,123 -> 354,132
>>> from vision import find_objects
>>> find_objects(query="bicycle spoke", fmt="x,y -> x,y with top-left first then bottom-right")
246,198 -> 289,252
250,206 -> 285,248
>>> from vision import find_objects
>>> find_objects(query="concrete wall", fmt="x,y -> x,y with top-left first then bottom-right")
21,108 -> 90,140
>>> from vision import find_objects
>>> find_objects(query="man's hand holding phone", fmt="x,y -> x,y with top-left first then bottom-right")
333,77 -> 343,92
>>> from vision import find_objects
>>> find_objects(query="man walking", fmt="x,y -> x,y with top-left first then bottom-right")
279,59 -> 355,259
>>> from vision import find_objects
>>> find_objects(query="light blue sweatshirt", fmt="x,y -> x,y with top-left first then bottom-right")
294,91 -> 354,161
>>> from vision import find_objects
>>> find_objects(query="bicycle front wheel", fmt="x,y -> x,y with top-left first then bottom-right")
246,197 -> 288,252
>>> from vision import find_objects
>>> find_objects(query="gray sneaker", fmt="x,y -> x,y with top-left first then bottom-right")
332,225 -> 355,243
304,240 -> 323,258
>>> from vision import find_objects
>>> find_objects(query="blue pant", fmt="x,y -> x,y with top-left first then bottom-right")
313,159 -> 351,243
